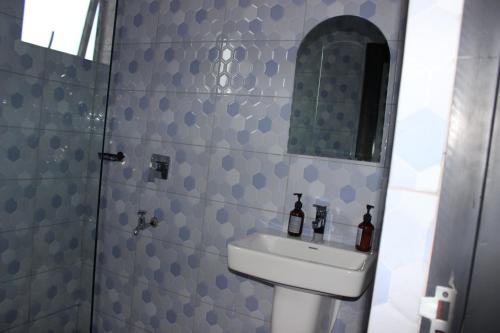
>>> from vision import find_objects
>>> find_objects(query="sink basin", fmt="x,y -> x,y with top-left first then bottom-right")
228,232 -> 376,298
227,232 -> 377,333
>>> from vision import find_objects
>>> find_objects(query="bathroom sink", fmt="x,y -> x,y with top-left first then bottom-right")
227,232 -> 377,298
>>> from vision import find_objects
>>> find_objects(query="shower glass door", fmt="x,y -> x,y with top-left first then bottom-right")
0,1 -> 116,331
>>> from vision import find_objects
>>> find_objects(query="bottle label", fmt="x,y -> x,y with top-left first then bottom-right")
288,216 -> 302,233
356,228 -> 363,247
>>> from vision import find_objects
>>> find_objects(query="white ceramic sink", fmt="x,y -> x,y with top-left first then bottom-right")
227,232 -> 377,333
228,232 -> 376,297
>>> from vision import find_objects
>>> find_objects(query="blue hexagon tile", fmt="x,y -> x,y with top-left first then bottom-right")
157,0 -> 226,42
0,36 -> 46,78
32,222 -> 82,274
41,81 -> 94,133
28,307 -> 77,333
0,180 -> 36,232
216,40 -> 297,97
150,42 -> 219,93
134,237 -> 199,297
304,0 -> 404,42
207,149 -> 289,212
0,127 -> 38,179
33,179 -> 86,226
143,141 -> 210,198
202,200 -> 284,256
37,130 -> 91,179
146,92 -> 216,146
212,95 -> 291,154
131,281 -> 196,333
29,264 -> 81,320
111,42 -> 154,91
0,228 -> 32,282
0,71 -> 43,128
94,269 -> 134,322
197,251 -> 273,321
116,0 -> 160,43
223,0 -> 306,41
45,49 -> 96,88
138,189 -> 205,249
286,156 -> 385,227
99,181 -> 142,232
107,89 -> 150,139
194,301 -> 270,333
0,277 -> 30,331
97,226 -> 136,278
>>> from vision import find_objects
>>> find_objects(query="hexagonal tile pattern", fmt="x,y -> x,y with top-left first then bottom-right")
157,0 -> 225,42
146,92 -> 216,145
45,49 -> 96,87
94,270 -> 134,322
287,156 -> 385,227
0,127 -> 38,179
207,149 -> 289,211
41,81 -> 94,134
223,0 -> 306,40
116,0 -> 160,43
0,277 -> 30,331
213,95 -> 291,154
215,40 -> 297,97
111,42 -> 154,91
138,189 -> 204,248
143,141 -> 210,197
32,222 -> 82,274
33,179 -> 86,226
131,282 -> 196,332
30,265 -> 81,320
134,237 -> 199,297
0,71 -> 43,128
197,251 -> 273,321
0,180 -> 37,232
194,302 -> 270,333
0,229 -> 32,282
30,308 -> 79,332
107,90 -> 150,139
304,0 -> 404,41
202,200 -> 284,256
151,42 -> 219,93
97,226 -> 136,277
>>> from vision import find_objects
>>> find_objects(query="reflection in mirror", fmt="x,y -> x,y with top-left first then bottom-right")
287,16 -> 390,162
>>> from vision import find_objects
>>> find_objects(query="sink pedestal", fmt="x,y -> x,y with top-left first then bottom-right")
271,286 -> 339,333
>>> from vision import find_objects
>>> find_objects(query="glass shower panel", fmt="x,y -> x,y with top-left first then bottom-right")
0,1 -> 116,332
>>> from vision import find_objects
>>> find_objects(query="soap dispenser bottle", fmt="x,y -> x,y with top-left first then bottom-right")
356,205 -> 375,252
288,193 -> 305,237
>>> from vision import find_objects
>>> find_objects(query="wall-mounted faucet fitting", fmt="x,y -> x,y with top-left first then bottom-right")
312,204 -> 328,242
133,210 -> 159,236
148,154 -> 170,182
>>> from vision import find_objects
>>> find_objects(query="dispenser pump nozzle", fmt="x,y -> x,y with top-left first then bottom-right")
293,193 -> 303,209
364,204 -> 374,223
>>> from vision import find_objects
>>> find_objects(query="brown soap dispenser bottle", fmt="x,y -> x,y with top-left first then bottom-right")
356,205 -> 374,252
288,193 -> 305,237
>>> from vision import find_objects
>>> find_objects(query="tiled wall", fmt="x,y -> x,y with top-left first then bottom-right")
0,2 -> 106,331
94,1 -> 407,332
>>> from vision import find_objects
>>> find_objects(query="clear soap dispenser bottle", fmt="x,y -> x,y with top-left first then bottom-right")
356,205 -> 374,252
288,193 -> 305,237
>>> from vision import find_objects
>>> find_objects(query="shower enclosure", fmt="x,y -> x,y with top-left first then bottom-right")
0,1 -> 117,331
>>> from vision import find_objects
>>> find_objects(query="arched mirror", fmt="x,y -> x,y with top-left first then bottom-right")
287,16 -> 390,162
